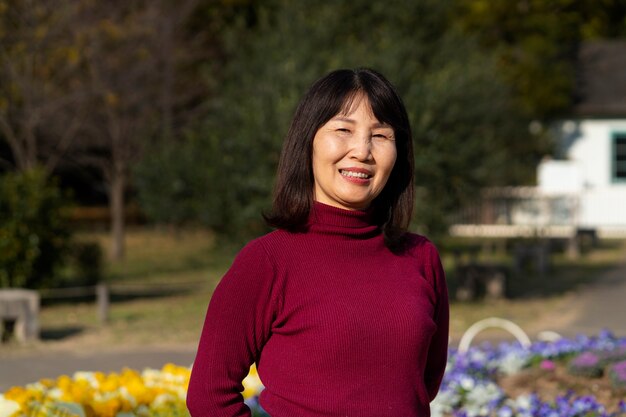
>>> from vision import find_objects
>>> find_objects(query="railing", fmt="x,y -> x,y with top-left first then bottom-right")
454,187 -> 579,227
452,186 -> 626,239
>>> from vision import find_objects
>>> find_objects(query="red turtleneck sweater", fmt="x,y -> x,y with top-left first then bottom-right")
187,202 -> 449,417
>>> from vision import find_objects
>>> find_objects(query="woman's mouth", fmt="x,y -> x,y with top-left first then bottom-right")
339,169 -> 372,179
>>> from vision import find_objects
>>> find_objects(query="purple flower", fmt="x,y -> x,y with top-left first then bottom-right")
571,352 -> 600,367
609,360 -> 626,389
431,331 -> 626,417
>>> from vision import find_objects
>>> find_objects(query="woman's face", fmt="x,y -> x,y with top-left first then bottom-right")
312,94 -> 397,211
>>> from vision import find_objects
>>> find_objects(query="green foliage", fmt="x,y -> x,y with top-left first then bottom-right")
134,136 -> 230,231
579,0 -> 626,39
137,0 -> 541,238
0,169 -> 72,288
456,0 -> 626,120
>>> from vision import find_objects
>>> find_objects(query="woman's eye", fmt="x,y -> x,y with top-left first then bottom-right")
336,128 -> 351,134
373,133 -> 392,140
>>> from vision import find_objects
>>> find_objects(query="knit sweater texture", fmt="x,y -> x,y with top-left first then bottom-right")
187,202 -> 449,417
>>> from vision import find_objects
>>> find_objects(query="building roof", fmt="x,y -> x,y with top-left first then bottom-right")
574,41 -> 626,117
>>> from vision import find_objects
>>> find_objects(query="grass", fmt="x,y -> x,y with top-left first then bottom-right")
29,228 -> 239,350
20,230 -> 626,351
77,227 -> 237,283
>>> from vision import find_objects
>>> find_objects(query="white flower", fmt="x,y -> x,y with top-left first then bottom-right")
73,371 -> 100,389
152,393 -> 178,407
497,351 -> 530,375
459,375 -> 476,391
47,387 -> 64,399
466,382 -> 502,405
0,394 -> 20,417
430,389 -> 460,416
468,350 -> 488,364
512,394 -> 533,411
118,386 -> 137,408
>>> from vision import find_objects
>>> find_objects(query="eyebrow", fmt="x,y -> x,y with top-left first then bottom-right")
331,116 -> 392,129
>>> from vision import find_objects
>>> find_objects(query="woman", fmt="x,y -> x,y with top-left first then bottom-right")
187,68 -> 449,417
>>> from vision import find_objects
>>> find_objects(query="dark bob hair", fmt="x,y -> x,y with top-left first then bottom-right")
265,68 -> 414,249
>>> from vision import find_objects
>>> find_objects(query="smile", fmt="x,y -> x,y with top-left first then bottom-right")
339,169 -> 372,179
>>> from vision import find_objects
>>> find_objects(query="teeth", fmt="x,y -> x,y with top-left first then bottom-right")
340,170 -> 371,179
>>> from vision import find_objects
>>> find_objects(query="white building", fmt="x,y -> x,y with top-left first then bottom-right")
451,41 -> 626,239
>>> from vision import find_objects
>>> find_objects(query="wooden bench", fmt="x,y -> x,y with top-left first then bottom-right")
0,289 -> 40,343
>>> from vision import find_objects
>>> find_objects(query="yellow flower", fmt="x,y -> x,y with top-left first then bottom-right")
90,397 -> 120,417
124,378 -> 151,406
1,364 -> 241,417
4,385 -> 45,409
242,365 -> 264,399
56,375 -> 73,393
39,379 -> 56,389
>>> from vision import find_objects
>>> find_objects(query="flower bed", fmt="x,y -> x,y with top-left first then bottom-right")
432,330 -> 626,417
0,363 -> 193,417
2,331 -> 626,417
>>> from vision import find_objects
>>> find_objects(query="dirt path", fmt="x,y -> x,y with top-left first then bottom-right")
550,253 -> 626,338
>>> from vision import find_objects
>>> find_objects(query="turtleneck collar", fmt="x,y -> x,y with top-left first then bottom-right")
307,201 -> 380,237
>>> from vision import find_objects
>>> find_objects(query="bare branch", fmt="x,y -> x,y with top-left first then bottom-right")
0,113 -> 26,170
44,113 -> 83,173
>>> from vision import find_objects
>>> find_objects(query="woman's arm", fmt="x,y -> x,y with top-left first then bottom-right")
187,240 -> 277,417
423,244 -> 450,401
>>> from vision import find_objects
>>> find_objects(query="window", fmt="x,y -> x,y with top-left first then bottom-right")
613,133 -> 626,182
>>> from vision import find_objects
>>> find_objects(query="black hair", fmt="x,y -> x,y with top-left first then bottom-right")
264,68 -> 414,251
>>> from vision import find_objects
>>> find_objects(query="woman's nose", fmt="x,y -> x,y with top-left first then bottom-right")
350,133 -> 373,161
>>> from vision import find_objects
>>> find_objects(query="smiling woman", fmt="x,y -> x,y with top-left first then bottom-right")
264,68 -> 415,243
312,94 -> 397,211
186,68 -> 449,417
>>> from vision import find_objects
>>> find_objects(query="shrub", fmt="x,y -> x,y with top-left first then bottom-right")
0,169 -> 72,289
70,241 -> 103,287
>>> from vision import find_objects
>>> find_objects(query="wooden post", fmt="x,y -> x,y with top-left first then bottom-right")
96,283 -> 110,325
566,235 -> 580,260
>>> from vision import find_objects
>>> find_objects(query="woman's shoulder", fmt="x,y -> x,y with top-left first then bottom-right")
238,229 -> 299,259
401,232 -> 442,263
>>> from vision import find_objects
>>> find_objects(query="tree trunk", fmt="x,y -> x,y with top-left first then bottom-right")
109,168 -> 126,261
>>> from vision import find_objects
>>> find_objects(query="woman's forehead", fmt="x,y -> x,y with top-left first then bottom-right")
337,92 -> 375,118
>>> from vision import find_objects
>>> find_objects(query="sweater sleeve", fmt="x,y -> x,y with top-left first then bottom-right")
187,240 -> 277,417
424,243 -> 450,401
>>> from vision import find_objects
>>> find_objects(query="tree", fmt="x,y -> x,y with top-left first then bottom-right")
138,0 -> 535,238
71,0 -> 201,260
0,0 -> 86,173
579,0 -> 626,39
455,0 -> 626,121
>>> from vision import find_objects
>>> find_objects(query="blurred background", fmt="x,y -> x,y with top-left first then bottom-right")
1,0 -> 626,386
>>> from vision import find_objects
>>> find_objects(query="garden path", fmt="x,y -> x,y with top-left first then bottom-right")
549,249 -> 626,339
